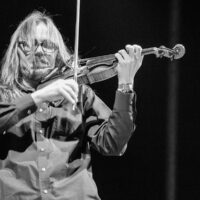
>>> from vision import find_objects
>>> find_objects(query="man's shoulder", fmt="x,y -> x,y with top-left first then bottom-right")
0,84 -> 12,91
0,83 -> 14,102
80,84 -> 95,96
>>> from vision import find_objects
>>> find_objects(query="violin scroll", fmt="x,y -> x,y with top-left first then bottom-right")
154,44 -> 186,60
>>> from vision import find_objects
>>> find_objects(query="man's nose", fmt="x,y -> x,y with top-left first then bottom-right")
35,44 -> 43,53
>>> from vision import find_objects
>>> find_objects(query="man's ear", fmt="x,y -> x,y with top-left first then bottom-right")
17,47 -> 30,68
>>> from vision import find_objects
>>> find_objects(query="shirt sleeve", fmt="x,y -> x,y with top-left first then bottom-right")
0,94 -> 37,135
83,85 -> 137,156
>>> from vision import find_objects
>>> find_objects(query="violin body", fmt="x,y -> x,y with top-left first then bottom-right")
39,54 -> 118,89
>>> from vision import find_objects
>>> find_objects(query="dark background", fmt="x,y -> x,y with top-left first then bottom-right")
0,0 -> 199,199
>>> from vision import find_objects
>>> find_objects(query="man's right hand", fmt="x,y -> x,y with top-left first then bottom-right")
31,79 -> 79,106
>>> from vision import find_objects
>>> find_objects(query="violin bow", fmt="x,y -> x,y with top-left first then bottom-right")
73,0 -> 80,82
73,0 -> 81,109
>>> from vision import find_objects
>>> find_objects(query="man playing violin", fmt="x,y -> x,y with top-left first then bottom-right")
0,11 -> 143,200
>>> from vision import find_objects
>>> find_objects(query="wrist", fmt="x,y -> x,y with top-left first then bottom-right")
31,90 -> 44,105
118,79 -> 133,85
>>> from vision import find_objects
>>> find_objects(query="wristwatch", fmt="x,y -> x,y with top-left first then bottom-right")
117,83 -> 133,93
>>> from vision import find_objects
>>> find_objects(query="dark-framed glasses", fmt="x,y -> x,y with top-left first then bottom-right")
18,39 -> 58,54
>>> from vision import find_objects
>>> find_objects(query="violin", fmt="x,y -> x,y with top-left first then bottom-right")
37,0 -> 185,107
39,44 -> 185,87
38,0 -> 186,93
76,44 -> 185,84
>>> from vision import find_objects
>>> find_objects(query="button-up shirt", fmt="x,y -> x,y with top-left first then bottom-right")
0,83 -> 136,200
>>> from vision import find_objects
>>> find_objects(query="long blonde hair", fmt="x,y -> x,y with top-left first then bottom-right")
0,11 -> 72,100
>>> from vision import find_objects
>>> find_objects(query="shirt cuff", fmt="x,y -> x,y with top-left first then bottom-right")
14,94 -> 37,116
113,90 -> 136,111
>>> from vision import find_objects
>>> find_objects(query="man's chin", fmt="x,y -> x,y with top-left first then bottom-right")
34,67 -> 52,72
30,68 -> 53,81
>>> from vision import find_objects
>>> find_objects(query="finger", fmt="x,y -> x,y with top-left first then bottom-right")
59,87 -> 76,105
115,52 -> 124,63
133,45 -> 143,59
118,49 -> 130,60
126,44 -> 142,58
63,84 -> 78,102
63,79 -> 79,95
125,44 -> 135,57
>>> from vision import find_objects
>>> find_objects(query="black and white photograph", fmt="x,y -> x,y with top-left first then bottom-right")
0,0 -> 199,200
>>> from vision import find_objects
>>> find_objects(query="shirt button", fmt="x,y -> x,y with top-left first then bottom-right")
41,167 -> 46,172
43,189 -> 48,194
39,108 -> 43,112
40,148 -> 45,152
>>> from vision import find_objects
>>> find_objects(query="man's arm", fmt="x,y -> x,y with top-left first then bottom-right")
0,94 -> 37,135
84,85 -> 136,156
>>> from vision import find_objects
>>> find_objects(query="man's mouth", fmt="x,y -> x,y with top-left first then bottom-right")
34,60 -> 50,68
35,56 -> 50,64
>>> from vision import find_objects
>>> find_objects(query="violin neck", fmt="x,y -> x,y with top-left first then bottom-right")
141,47 -> 159,56
79,47 -> 159,66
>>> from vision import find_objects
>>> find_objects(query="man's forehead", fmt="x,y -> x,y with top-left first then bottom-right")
19,22 -> 57,44
34,23 -> 49,39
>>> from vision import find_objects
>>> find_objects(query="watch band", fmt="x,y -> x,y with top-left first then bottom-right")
117,83 -> 133,93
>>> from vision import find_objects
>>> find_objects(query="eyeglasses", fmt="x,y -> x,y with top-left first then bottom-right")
18,39 -> 58,54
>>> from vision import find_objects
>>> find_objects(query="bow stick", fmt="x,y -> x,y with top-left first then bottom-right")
73,0 -> 81,109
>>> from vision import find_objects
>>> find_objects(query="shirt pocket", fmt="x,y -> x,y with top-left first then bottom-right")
0,168 -> 37,200
52,168 -> 100,199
